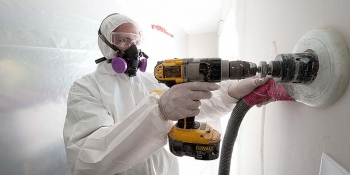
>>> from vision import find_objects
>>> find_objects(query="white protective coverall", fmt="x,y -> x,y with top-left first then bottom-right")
63,14 -> 237,175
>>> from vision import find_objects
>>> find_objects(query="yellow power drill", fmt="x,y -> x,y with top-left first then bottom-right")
154,58 -> 257,160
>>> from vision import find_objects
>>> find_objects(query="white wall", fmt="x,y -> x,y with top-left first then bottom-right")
188,32 -> 218,58
138,20 -> 189,72
219,0 -> 350,174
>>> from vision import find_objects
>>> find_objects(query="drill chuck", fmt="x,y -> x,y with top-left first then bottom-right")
257,52 -> 319,84
226,60 -> 258,80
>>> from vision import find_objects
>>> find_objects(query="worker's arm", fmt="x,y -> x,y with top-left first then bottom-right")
63,79 -> 173,175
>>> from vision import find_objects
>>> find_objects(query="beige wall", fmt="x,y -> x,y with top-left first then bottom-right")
231,0 -> 350,174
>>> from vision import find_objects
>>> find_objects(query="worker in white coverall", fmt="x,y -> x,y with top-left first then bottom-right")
63,13 -> 269,175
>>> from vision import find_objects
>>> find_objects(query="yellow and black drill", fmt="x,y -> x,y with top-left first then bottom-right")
154,58 -> 257,160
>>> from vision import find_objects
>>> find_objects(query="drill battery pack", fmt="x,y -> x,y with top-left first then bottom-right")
168,122 -> 221,160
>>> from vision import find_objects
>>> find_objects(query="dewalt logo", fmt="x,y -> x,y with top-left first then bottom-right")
196,146 -> 214,151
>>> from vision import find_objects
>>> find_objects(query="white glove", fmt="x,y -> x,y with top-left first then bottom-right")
228,76 -> 271,106
158,82 -> 220,121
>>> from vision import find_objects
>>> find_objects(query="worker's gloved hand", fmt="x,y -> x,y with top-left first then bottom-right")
158,82 -> 220,121
228,76 -> 271,106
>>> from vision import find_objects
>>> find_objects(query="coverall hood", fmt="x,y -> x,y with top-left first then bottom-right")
98,13 -> 142,59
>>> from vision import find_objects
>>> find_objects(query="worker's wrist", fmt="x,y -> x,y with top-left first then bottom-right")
157,103 -> 168,121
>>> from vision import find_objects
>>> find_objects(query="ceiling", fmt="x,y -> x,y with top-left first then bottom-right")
3,0 -> 227,35
113,0 -> 227,35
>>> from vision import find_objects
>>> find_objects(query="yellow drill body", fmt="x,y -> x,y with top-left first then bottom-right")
154,58 -> 257,160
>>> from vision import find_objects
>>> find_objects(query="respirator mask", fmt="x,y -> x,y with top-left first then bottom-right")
95,29 -> 148,77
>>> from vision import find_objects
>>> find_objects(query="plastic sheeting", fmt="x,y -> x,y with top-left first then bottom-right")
0,1 -> 100,174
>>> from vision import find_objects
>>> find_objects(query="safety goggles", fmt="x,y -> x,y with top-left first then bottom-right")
110,32 -> 142,47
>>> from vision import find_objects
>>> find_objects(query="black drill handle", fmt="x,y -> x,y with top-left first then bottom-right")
176,117 -> 200,129
165,81 -> 200,129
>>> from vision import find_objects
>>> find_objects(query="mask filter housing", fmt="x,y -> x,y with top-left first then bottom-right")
110,44 -> 147,77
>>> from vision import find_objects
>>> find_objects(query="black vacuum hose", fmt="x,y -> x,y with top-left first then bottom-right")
218,99 -> 252,175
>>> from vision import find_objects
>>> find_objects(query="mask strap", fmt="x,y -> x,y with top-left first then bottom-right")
98,29 -> 119,51
97,29 -> 125,64
139,50 -> 149,59
95,57 -> 107,64
97,13 -> 124,61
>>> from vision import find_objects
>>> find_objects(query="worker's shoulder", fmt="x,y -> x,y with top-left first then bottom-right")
139,71 -> 158,83
71,72 -> 98,88
67,72 -> 102,99
138,72 -> 167,90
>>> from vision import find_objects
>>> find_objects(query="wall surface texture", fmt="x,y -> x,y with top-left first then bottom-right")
231,0 -> 350,174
